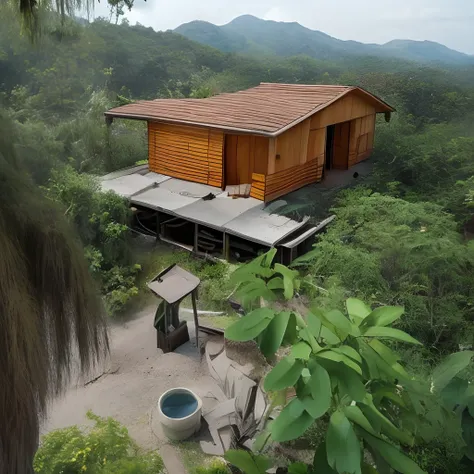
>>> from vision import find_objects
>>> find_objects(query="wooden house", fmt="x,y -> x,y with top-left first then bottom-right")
105,83 -> 393,203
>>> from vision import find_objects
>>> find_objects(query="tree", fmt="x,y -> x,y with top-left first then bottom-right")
0,111 -> 108,472
223,251 -> 471,474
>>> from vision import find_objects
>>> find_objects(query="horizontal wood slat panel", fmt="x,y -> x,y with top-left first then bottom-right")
148,122 -> 224,188
250,160 -> 322,202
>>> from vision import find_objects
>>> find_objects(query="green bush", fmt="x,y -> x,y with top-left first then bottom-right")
34,411 -> 164,474
296,189 -> 474,352
195,458 -> 230,474
47,166 -> 141,315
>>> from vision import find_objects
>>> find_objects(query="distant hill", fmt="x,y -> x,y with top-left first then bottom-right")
175,15 -> 474,65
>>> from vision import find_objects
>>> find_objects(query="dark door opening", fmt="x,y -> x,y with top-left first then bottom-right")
325,125 -> 335,171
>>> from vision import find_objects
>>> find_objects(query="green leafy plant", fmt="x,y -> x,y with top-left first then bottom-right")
33,411 -> 164,474
224,251 -> 470,474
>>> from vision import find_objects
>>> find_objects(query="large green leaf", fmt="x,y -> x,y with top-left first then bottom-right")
299,327 -> 323,353
344,406 -> 378,436
326,411 -> 362,474
237,279 -> 276,306
259,311 -> 291,357
432,350 -> 474,392
368,340 -> 409,379
307,311 -> 340,345
291,342 -> 312,360
264,356 -> 304,392
333,363 -> 367,402
225,308 -> 274,341
312,442 -> 336,474
316,350 -> 363,375
361,306 -> 404,328
271,398 -> 314,441
324,309 -> 361,338
346,298 -> 372,324
274,263 -> 299,300
360,396 -> 413,445
288,462 -> 309,474
225,449 -> 272,474
333,345 -> 362,364
362,326 -> 421,345
440,377 -> 469,410
359,429 -> 426,474
283,312 -> 298,345
267,276 -> 285,290
230,249 -> 277,284
306,360 -> 332,416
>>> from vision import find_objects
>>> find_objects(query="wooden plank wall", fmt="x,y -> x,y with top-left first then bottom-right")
268,119 -> 310,174
310,93 -> 376,129
148,122 -> 224,187
251,161 -> 323,202
348,114 -> 376,167
225,134 -> 269,185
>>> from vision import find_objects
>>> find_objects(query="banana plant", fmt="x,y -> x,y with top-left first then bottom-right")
224,251 -> 470,474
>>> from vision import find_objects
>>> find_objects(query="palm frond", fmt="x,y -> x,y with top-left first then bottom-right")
0,111 -> 108,473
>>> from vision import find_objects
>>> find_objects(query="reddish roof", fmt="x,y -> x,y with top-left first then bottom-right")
105,83 -> 394,137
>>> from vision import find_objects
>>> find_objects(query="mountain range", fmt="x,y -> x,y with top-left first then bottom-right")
175,15 -> 474,66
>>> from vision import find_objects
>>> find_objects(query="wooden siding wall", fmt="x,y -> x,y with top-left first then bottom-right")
348,114 -> 376,167
310,93 -> 376,129
148,122 -> 224,187
225,134 -> 269,185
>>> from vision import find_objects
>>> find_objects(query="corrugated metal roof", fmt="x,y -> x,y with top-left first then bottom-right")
105,83 -> 394,137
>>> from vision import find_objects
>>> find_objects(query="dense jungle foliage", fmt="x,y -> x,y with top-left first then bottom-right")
2,3 -> 474,472
2,4 -> 474,326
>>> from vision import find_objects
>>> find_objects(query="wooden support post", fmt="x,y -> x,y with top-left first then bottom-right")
224,233 -> 230,261
191,290 -> 199,348
156,212 -> 161,242
194,223 -> 199,253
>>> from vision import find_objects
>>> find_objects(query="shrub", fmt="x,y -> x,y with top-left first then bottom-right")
34,411 -> 164,474
47,167 -> 141,315
295,189 -> 474,352
195,458 -> 230,474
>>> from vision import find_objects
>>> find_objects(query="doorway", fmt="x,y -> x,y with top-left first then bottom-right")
325,122 -> 350,171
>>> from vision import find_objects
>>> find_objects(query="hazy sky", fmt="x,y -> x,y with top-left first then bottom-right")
93,0 -> 474,54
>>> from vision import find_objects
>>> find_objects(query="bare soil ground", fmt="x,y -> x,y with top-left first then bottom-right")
41,305 -> 220,473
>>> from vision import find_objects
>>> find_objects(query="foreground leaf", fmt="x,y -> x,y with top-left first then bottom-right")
264,356 -> 304,392
306,360 -> 332,416
344,406 -> 378,436
324,309 -> 361,338
225,449 -> 272,474
346,298 -> 372,324
271,398 -> 314,441
288,462 -> 309,474
362,327 -> 421,345
326,411 -> 362,474
360,397 -> 413,445
432,350 -> 474,392
291,342 -> 312,360
312,442 -> 337,474
361,306 -> 404,328
274,263 -> 299,299
359,429 -> 426,474
259,311 -> 291,357
317,350 -> 363,375
225,308 -> 274,341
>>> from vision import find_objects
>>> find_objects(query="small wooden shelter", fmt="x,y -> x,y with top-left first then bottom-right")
106,83 -> 393,202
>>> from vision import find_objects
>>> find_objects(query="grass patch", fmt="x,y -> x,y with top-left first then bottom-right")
172,441 -> 229,474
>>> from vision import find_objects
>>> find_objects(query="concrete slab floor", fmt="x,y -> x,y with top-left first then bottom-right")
41,306 -> 220,473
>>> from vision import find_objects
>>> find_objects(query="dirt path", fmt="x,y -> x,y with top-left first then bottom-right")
41,305 -> 216,461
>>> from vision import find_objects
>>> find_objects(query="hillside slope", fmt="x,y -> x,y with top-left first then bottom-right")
175,15 -> 474,65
